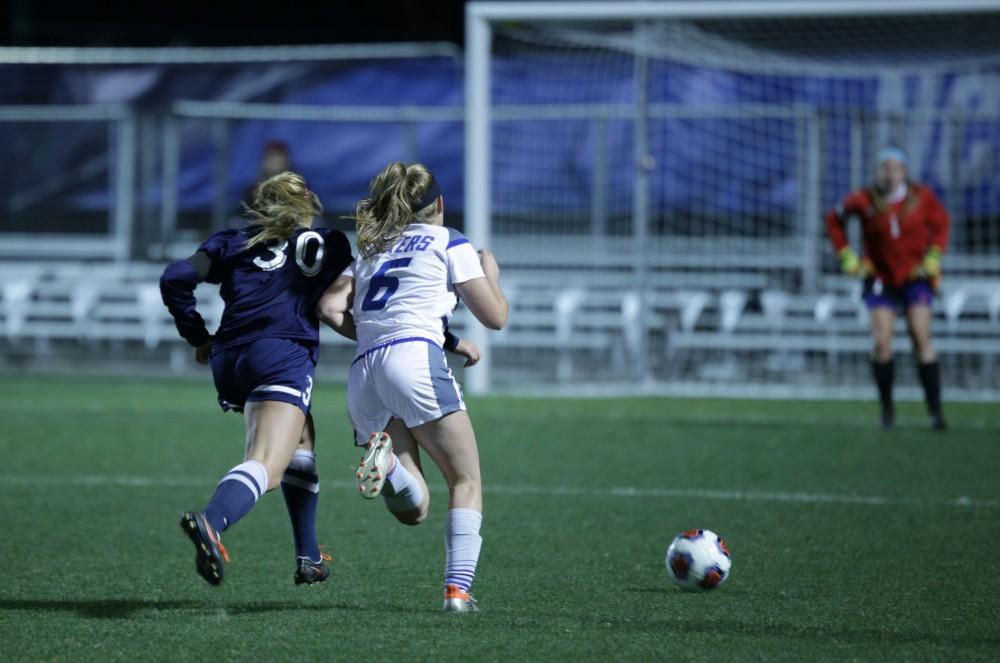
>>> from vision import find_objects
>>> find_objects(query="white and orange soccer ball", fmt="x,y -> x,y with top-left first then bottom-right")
665,529 -> 732,591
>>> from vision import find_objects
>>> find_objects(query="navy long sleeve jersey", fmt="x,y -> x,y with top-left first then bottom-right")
160,227 -> 353,349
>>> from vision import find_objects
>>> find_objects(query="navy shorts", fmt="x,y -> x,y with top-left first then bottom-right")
863,278 -> 935,313
209,337 -> 318,415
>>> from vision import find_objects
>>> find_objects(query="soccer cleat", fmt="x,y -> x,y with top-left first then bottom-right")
294,551 -> 332,585
180,511 -> 230,586
880,408 -> 895,430
356,432 -> 393,500
931,414 -> 948,432
442,584 -> 479,613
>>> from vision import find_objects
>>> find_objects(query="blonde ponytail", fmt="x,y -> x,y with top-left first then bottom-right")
243,171 -> 322,250
353,162 -> 437,258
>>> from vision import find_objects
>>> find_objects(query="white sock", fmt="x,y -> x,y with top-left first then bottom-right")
444,508 -> 483,592
381,455 -> 424,513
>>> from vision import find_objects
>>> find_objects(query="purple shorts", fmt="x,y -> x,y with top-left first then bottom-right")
862,278 -> 934,312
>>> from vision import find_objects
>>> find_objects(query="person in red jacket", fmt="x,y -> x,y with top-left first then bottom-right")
825,147 -> 949,430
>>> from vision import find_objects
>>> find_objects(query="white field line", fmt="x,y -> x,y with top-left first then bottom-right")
0,402 -> 998,431
0,473 -> 995,510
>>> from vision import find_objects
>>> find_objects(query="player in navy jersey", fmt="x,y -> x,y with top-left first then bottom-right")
160,171 -> 353,586
317,162 -> 508,612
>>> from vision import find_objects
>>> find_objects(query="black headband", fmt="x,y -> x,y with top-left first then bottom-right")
410,178 -> 441,213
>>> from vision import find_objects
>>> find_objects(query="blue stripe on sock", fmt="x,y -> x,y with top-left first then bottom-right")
446,577 -> 474,590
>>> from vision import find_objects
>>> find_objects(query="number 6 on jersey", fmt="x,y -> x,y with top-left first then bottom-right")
360,258 -> 413,311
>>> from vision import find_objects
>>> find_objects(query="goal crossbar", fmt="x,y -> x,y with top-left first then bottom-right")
469,1 -> 1000,22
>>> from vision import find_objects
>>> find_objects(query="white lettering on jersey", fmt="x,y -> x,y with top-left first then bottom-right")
295,231 -> 326,276
252,232 -> 328,276
253,240 -> 289,271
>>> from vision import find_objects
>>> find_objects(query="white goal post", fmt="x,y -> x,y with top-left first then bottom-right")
463,0 -> 1000,397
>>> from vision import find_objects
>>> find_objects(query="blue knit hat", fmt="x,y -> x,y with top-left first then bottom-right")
876,146 -> 908,168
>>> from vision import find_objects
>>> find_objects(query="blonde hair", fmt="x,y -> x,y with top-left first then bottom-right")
353,162 -> 438,258
243,171 -> 322,250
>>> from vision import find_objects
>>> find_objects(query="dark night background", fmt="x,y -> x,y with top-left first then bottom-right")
1,0 -> 467,47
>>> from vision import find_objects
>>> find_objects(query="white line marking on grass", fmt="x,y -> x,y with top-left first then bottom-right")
0,474 -> 208,488
484,483 -> 998,509
1,403 -> 998,430
0,473 -> 995,510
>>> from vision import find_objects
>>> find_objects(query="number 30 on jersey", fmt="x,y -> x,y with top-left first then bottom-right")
253,231 -> 326,276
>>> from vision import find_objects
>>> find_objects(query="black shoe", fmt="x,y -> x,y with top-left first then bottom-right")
180,512 -> 229,586
294,553 -> 331,585
931,414 -> 948,431
880,409 -> 895,430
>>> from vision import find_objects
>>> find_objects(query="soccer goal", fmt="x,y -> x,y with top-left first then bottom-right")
463,0 -> 1000,399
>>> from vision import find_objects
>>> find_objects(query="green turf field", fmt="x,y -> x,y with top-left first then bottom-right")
1,376 -> 998,661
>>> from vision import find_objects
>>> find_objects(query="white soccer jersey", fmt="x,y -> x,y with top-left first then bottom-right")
348,223 -> 485,356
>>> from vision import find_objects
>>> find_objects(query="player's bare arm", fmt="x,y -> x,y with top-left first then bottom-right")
454,249 -> 508,330
316,274 -> 357,340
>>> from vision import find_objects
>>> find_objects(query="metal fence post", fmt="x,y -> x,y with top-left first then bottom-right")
591,113 -> 608,239
632,21 -> 651,383
465,5 -> 493,395
160,113 -> 180,258
112,111 -> 137,262
798,109 -> 822,292
210,119 -> 230,233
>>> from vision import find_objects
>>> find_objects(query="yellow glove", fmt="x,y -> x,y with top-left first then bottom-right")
911,246 -> 942,279
837,247 -> 870,277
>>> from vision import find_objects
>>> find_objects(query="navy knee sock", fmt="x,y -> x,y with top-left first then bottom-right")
281,450 -> 321,562
204,460 -> 268,533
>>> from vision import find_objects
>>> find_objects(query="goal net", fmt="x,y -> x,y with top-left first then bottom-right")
465,1 -> 1000,398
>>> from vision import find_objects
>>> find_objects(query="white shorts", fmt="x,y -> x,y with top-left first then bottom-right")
347,338 -> 466,445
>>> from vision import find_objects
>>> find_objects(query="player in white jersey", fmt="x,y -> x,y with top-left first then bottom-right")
317,162 -> 508,612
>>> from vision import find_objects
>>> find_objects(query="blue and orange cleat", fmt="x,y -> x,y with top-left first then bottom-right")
294,551 -> 332,585
180,511 -> 229,586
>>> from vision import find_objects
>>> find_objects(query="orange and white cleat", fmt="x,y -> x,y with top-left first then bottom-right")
355,432 -> 393,500
442,583 -> 480,613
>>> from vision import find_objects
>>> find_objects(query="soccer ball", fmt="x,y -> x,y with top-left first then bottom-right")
665,529 -> 732,591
